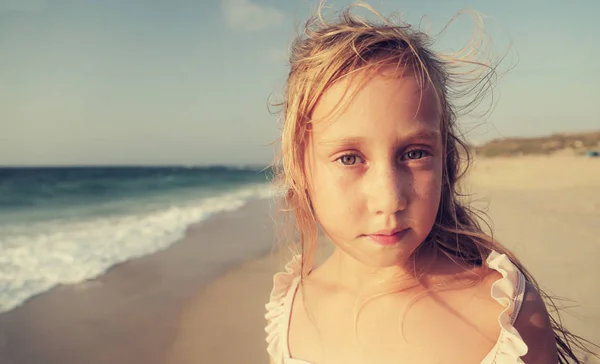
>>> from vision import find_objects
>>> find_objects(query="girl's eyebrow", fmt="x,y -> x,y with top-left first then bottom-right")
318,128 -> 440,148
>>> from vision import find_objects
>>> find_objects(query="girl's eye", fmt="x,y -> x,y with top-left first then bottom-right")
401,149 -> 429,161
337,154 -> 362,166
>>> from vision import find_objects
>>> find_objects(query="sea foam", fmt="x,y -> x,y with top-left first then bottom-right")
0,183 -> 274,313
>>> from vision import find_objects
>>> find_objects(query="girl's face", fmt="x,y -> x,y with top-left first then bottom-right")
304,68 -> 443,268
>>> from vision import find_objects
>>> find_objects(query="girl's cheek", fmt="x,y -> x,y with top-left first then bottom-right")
418,156 -> 444,186
323,163 -> 359,189
412,169 -> 443,201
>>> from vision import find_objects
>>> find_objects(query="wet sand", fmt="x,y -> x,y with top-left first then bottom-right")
0,199 -> 282,364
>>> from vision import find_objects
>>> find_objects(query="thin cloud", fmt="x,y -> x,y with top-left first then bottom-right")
222,0 -> 285,31
0,0 -> 47,12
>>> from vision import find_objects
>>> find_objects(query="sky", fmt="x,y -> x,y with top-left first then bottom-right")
1,0 -> 598,166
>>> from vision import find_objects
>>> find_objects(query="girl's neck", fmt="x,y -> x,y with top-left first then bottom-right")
311,246 -> 439,295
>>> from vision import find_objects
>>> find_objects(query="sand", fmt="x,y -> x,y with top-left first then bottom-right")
0,199 -> 283,364
0,154 -> 599,363
465,155 -> 600,361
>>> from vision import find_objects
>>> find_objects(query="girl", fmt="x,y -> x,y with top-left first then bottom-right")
265,2 -> 594,363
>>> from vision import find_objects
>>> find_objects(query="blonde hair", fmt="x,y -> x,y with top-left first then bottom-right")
269,2 -> 595,362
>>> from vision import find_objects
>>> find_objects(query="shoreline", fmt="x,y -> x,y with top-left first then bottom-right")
0,197 -> 286,364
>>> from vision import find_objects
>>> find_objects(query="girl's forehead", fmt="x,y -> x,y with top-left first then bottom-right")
309,68 -> 442,138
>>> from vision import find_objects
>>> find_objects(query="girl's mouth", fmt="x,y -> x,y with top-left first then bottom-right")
364,229 -> 409,246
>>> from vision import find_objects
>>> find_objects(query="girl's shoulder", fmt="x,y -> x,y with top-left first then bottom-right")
483,250 -> 527,318
474,251 -> 530,361
436,250 -> 555,363
265,254 -> 303,311
482,251 -> 557,363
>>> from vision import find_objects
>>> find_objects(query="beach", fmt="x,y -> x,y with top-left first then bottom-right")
0,198 -> 284,364
466,155 -> 600,360
1,155 -> 599,363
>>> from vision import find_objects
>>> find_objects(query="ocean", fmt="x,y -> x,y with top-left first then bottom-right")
0,166 -> 275,314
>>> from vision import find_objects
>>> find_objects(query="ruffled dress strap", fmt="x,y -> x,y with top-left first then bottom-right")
481,250 -> 529,363
265,255 -> 303,364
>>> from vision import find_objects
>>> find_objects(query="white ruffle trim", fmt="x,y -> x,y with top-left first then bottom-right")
481,250 -> 529,363
265,255 -> 302,363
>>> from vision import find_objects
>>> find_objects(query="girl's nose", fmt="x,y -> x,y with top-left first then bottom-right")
366,164 -> 409,216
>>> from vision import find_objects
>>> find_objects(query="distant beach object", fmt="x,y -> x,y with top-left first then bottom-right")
587,150 -> 600,157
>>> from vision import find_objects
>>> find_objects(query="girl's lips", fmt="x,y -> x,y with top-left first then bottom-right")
365,229 -> 408,246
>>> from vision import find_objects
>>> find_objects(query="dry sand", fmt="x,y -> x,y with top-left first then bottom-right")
0,155 -> 598,363
466,155 -> 600,361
